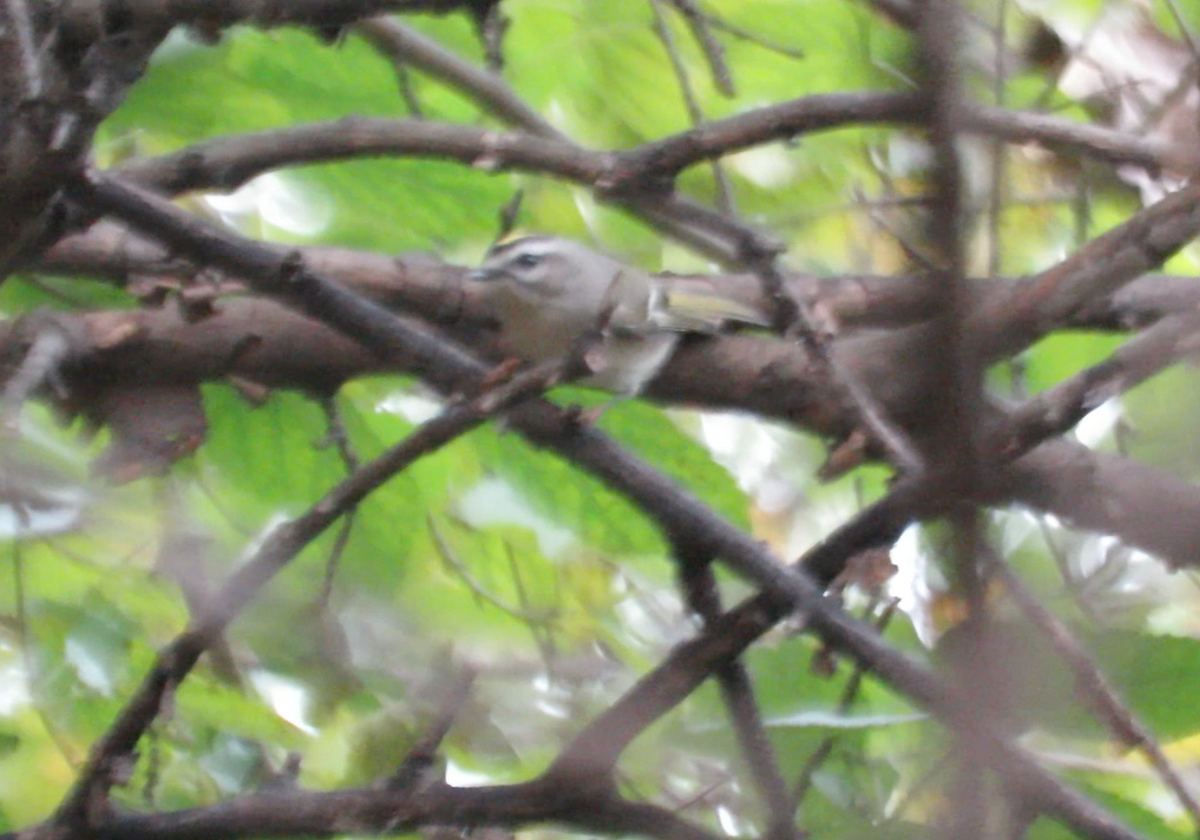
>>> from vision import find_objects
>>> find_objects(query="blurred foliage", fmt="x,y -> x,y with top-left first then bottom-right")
2,2 -> 1200,840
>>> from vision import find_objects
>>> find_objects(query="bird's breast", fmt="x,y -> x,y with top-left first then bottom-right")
485,286 -> 594,363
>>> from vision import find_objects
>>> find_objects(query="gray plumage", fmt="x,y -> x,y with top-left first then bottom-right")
469,236 -> 766,394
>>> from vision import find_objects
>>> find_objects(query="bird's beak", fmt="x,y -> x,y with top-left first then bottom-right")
468,267 -> 503,282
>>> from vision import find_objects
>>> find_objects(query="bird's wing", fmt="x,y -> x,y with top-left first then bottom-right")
644,281 -> 772,333
602,268 -> 657,335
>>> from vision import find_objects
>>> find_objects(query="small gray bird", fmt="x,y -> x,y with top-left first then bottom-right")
469,236 -> 768,395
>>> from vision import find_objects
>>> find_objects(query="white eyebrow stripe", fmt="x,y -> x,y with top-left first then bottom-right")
501,239 -> 558,259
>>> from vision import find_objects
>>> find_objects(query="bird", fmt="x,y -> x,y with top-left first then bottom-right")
468,235 -> 769,395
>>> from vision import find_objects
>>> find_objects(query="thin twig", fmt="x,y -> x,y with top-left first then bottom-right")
696,7 -> 804,61
355,16 -> 561,138
11,538 -> 33,704
649,0 -> 736,215
388,667 -> 476,790
1035,518 -> 1103,622
1,320 -> 71,430
393,61 -> 426,118
316,395 -> 361,608
792,600 -> 898,808
983,549 -> 1200,827
1161,0 -> 1200,61
665,0 -> 734,96
676,554 -> 792,837
69,171 -> 1150,840
50,326 -> 573,828
864,203 -> 938,271
502,541 -> 558,666
427,517 -> 553,625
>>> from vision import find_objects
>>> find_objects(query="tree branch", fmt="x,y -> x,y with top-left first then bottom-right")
974,178 -> 1200,361
87,780 -> 723,840
676,555 -> 792,836
58,0 -> 484,34
355,16 -> 561,138
51,313 -> 574,827
66,169 -> 1150,840
26,217 -> 1200,574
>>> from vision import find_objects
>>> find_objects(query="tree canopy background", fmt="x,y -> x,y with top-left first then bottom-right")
2,2 -> 1200,840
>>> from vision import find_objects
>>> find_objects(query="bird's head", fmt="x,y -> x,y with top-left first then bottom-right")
469,236 -> 597,301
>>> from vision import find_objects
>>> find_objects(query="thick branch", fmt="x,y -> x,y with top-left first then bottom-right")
116,119 -> 605,196
974,179 -> 1200,360
26,223 -> 1200,572
38,222 -> 1200,335
962,105 -> 1171,172
995,310 -> 1200,457
58,0 -> 480,33
56,382 -> 518,825
65,171 -> 1146,840
91,780 -> 720,840
1000,439 -> 1200,571
607,92 -> 925,188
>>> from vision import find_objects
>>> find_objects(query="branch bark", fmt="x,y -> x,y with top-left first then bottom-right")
63,170 -> 1149,840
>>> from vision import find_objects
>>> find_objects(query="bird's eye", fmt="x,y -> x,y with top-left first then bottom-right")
514,253 -> 541,269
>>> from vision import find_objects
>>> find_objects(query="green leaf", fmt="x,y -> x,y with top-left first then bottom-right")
198,385 -> 344,516
596,398 -> 751,531
175,675 -> 307,747
1087,630 -> 1200,742
0,708 -> 76,825
472,422 -> 665,555
1066,775 -> 1192,840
